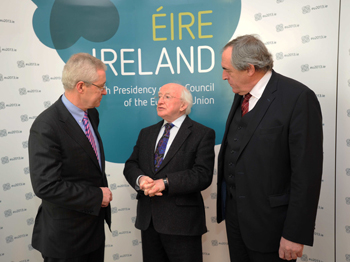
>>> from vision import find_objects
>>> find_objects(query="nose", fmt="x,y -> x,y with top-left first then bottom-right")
102,89 -> 107,95
222,70 -> 228,80
158,96 -> 165,103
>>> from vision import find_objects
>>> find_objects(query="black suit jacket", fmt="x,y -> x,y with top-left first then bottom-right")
28,96 -> 111,259
124,116 -> 215,236
217,71 -> 323,252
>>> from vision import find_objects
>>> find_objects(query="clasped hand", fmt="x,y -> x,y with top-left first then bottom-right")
139,176 -> 165,197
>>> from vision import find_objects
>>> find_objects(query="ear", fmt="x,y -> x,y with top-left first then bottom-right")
76,81 -> 85,94
180,102 -> 188,112
246,64 -> 256,76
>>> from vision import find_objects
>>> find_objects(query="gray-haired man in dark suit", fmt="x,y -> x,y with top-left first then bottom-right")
29,53 -> 112,262
217,35 -> 323,262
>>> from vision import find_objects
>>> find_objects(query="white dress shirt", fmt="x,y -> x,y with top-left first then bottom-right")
136,114 -> 187,187
246,70 -> 272,111
154,114 -> 186,157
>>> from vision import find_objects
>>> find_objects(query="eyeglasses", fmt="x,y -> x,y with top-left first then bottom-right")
154,94 -> 181,101
83,81 -> 107,91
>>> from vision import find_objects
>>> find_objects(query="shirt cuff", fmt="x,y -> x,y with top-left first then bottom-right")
135,175 -> 143,190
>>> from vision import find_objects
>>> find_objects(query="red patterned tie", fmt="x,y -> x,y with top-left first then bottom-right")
241,93 -> 252,116
82,111 -> 99,161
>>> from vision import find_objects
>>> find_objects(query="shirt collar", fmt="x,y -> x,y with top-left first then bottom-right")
163,114 -> 186,129
248,70 -> 272,99
61,93 -> 85,121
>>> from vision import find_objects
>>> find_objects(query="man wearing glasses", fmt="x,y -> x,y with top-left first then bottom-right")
124,83 -> 215,262
29,53 -> 112,262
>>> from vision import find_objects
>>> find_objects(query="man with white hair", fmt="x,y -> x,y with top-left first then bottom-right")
124,83 -> 215,262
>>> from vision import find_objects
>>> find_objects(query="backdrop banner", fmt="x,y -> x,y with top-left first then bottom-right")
0,0 -> 339,261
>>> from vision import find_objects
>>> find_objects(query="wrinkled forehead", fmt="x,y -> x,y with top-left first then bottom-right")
159,84 -> 182,96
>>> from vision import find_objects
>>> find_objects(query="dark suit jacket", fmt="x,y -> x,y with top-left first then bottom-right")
217,70 -> 323,252
28,96 -> 111,259
124,116 -> 215,236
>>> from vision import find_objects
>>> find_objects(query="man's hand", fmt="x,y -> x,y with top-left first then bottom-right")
100,187 -> 112,207
144,179 -> 165,197
279,237 -> 304,260
139,176 -> 155,191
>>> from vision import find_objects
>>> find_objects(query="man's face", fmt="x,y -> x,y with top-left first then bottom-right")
157,83 -> 187,123
221,46 -> 251,95
83,69 -> 107,109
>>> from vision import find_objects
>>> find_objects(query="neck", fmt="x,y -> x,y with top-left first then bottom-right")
246,70 -> 267,94
164,113 -> 186,123
65,91 -> 87,111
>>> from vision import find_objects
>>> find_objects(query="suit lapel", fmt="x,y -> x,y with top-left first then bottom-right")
236,71 -> 278,161
55,98 -> 101,171
155,116 -> 192,174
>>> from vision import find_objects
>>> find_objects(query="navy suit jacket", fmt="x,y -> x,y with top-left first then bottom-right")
216,71 -> 323,252
29,97 -> 111,258
124,116 -> 215,236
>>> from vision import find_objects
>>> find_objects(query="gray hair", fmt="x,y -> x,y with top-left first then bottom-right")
62,53 -> 107,90
181,86 -> 193,115
223,34 -> 273,72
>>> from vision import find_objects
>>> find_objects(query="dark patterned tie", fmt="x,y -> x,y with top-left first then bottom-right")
241,93 -> 252,116
82,111 -> 99,161
154,123 -> 174,171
